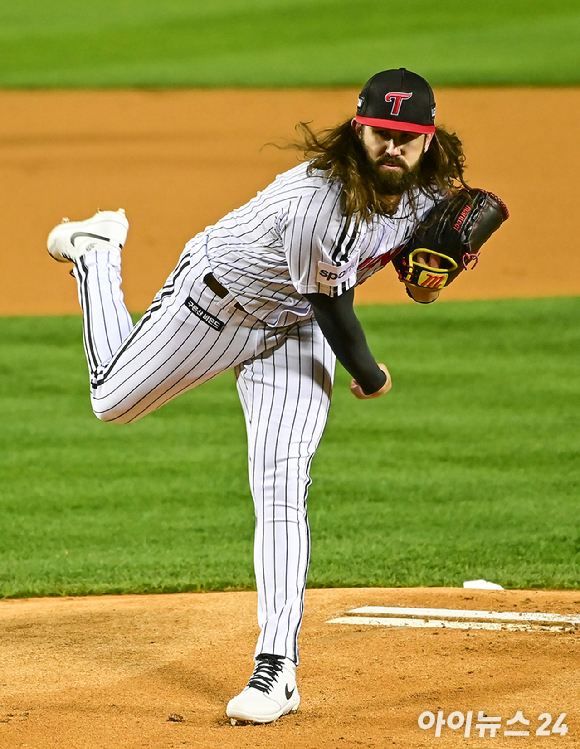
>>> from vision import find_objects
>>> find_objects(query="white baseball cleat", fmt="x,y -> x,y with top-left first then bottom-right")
47,209 -> 129,263
226,654 -> 300,724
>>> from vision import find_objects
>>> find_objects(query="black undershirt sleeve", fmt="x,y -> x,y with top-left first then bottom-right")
304,288 -> 387,395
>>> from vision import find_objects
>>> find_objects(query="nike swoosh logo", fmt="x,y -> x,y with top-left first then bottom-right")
70,231 -> 112,246
285,685 -> 295,700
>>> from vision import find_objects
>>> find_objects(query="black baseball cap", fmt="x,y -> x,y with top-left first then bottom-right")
355,68 -> 436,134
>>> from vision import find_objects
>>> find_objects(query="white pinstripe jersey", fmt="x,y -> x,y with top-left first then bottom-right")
197,161 -> 437,327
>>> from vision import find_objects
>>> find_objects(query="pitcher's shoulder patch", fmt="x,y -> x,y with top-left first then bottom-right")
316,253 -> 359,287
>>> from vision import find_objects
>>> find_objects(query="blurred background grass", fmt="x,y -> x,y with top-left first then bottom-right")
1,299 -> 579,596
1,0 -> 579,596
0,0 -> 579,87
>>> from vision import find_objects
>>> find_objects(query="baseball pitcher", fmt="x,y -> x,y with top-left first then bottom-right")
47,68 -> 508,724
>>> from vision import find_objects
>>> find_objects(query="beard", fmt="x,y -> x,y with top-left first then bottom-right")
368,154 -> 423,195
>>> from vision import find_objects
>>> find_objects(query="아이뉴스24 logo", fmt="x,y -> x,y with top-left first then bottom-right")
418,710 -> 568,738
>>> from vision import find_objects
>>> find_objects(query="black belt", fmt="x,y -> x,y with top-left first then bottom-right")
203,272 -> 229,298
204,273 -> 245,311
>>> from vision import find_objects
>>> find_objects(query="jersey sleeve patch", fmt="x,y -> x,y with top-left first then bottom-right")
315,253 -> 359,288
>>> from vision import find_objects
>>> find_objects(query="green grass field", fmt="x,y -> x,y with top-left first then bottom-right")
0,0 -> 579,87
1,0 -> 578,597
1,297 -> 579,598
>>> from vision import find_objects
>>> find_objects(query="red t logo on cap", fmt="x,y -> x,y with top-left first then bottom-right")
385,91 -> 413,116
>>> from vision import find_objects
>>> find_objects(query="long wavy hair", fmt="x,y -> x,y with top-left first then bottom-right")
293,119 -> 469,222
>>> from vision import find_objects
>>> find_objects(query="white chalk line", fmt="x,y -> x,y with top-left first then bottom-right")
328,606 -> 580,632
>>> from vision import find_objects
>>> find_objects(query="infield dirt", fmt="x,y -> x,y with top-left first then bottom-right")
0,89 -> 578,748
2,87 -> 579,315
1,588 -> 578,748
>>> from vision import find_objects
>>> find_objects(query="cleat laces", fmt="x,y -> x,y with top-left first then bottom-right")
247,655 -> 285,694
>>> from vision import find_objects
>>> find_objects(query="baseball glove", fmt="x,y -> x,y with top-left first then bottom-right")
392,188 -> 509,291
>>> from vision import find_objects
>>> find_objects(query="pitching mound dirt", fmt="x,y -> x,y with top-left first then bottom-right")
1,588 -> 578,748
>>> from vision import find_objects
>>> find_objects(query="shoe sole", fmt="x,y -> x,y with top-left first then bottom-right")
227,696 -> 300,725
47,210 -> 128,262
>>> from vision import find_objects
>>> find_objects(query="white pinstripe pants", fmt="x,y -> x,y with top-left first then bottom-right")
73,242 -> 335,663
